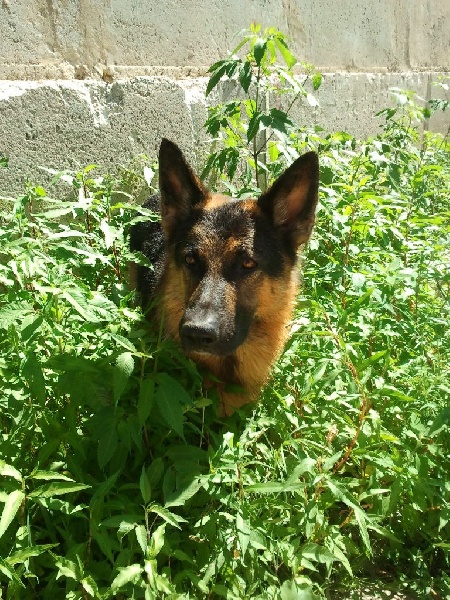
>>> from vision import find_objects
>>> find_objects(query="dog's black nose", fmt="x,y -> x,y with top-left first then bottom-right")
180,320 -> 219,351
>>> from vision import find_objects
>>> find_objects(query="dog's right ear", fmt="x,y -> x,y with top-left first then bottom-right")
159,139 -> 208,236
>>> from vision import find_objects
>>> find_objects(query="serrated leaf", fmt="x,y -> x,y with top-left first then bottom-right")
62,288 -> 102,322
148,523 -> 166,559
164,477 -> 202,508
135,524 -> 148,554
274,37 -> 296,68
110,333 -> 137,353
28,482 -> 90,499
206,62 -> 229,96
0,490 -> 25,538
111,563 -> 142,591
82,575 -> 98,597
0,461 -> 22,482
0,557 -> 24,586
47,229 -> 86,239
147,503 -> 187,529
281,579 -> 314,600
300,542 -> 336,567
30,470 -> 74,482
38,207 -> 74,219
269,108 -> 294,134
54,555 -> 80,580
7,544 -> 56,565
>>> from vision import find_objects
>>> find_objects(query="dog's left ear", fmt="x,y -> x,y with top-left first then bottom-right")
159,139 -> 208,236
258,152 -> 319,247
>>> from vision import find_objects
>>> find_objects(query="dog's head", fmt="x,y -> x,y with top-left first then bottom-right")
159,139 -> 319,357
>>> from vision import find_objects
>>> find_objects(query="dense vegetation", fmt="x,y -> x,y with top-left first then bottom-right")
0,25 -> 449,599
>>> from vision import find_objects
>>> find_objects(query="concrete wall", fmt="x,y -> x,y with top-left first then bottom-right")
0,0 -> 449,195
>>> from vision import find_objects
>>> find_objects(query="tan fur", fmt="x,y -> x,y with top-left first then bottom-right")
160,241 -> 298,415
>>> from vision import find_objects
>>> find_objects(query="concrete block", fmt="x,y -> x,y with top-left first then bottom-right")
1,1 -> 449,78
0,77 -> 208,196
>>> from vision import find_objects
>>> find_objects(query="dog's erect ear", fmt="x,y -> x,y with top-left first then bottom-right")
159,139 -> 208,235
258,152 -> 319,247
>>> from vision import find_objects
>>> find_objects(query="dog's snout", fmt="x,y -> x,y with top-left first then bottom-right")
180,318 -> 219,352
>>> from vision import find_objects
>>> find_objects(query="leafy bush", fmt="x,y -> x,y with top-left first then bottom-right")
0,28 -> 449,600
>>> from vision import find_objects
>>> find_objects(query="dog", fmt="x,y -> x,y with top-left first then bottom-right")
129,139 -> 319,415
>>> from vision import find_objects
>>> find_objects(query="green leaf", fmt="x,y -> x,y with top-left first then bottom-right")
111,563 -> 143,591
0,461 -> 22,482
269,108 -> 294,134
247,113 -> 262,142
28,482 -> 90,499
253,37 -> 267,66
147,503 -> 187,529
164,477 -> 203,508
110,333 -> 137,353
0,490 -> 25,538
22,354 -> 46,403
30,470 -> 74,482
236,511 -> 251,558
0,557 -> 24,586
246,480 -> 306,494
138,377 -> 155,425
113,351 -> 134,403
62,288 -> 103,323
82,575 -> 99,597
206,62 -> 229,96
148,523 -> 166,559
135,524 -> 148,554
54,555 -> 81,581
155,374 -> 188,438
300,542 -> 337,567
312,71 -> 323,90
274,37 -> 296,68
7,544 -> 56,565
100,218 -> 119,249
354,506 -> 372,556
281,579 -> 315,600
428,407 -> 450,436
239,60 -> 253,92
140,466 -> 152,504
97,423 -> 118,469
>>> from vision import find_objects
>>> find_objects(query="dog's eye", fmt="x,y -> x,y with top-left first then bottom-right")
185,254 -> 197,267
242,258 -> 257,270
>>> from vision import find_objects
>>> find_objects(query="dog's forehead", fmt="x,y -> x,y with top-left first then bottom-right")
194,197 -> 260,245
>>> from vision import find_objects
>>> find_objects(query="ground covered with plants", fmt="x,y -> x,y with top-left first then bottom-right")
0,25 -> 449,600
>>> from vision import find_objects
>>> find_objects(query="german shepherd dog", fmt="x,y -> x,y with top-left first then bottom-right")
129,139 -> 319,415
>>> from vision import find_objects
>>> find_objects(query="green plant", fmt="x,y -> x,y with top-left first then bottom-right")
203,23 -> 322,193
